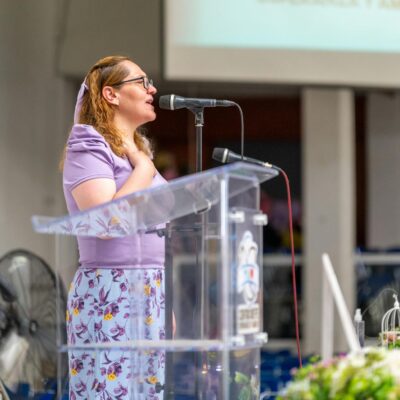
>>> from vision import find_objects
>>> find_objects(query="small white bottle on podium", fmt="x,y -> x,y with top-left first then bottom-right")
354,308 -> 365,348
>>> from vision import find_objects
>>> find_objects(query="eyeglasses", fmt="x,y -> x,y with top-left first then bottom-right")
113,76 -> 153,90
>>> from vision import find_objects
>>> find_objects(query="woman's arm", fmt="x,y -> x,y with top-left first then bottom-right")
71,141 -> 155,211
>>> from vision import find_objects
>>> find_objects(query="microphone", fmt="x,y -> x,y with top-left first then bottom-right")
159,94 -> 235,111
212,147 -> 273,169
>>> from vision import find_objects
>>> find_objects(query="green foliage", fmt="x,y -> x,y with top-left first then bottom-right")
233,370 -> 259,400
277,348 -> 400,400
235,371 -> 250,385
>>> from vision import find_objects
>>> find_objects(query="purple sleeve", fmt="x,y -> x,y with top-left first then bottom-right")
63,124 -> 115,192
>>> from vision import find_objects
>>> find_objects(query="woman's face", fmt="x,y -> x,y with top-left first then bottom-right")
111,60 -> 157,128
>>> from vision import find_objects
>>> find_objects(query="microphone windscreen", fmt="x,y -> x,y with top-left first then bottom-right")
212,148 -> 228,163
159,95 -> 172,110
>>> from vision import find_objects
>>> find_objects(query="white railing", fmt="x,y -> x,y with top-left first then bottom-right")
263,251 -> 400,267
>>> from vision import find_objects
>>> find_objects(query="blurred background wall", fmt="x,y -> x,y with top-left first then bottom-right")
0,1 -> 74,271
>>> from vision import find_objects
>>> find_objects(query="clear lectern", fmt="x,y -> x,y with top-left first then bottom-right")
32,162 -> 278,399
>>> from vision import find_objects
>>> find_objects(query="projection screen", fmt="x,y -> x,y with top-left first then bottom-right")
164,0 -> 400,87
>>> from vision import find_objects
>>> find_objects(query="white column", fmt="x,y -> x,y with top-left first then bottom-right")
302,89 -> 356,354
367,93 -> 400,248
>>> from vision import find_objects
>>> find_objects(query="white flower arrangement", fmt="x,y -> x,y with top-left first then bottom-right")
278,347 -> 400,400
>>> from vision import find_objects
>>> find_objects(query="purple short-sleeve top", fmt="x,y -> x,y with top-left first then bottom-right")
63,124 -> 167,269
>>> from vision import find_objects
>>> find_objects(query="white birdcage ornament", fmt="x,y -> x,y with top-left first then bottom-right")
381,294 -> 400,348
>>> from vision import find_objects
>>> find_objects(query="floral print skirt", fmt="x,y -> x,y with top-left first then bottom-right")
66,267 -> 165,400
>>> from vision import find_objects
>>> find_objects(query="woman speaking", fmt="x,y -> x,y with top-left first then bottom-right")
63,55 -> 166,399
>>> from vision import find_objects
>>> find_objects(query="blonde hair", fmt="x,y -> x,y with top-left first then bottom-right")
61,55 -> 152,168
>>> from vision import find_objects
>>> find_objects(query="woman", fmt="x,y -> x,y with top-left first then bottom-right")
63,55 -> 166,399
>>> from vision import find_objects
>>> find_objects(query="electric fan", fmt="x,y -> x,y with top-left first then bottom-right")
0,249 -> 67,394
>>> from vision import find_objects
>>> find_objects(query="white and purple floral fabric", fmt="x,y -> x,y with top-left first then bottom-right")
67,267 -> 165,399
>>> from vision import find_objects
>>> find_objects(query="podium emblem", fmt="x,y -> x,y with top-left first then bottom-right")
236,230 -> 260,334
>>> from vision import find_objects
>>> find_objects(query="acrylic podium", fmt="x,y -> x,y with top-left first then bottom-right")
32,162 -> 278,400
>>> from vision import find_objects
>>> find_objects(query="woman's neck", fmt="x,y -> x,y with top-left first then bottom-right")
114,114 -> 137,142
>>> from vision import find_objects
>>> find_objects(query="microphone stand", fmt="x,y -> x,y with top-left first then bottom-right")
189,107 -> 204,172
188,106 -> 209,397
163,106 -> 207,397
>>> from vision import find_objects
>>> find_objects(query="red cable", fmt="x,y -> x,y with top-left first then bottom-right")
274,166 -> 302,368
